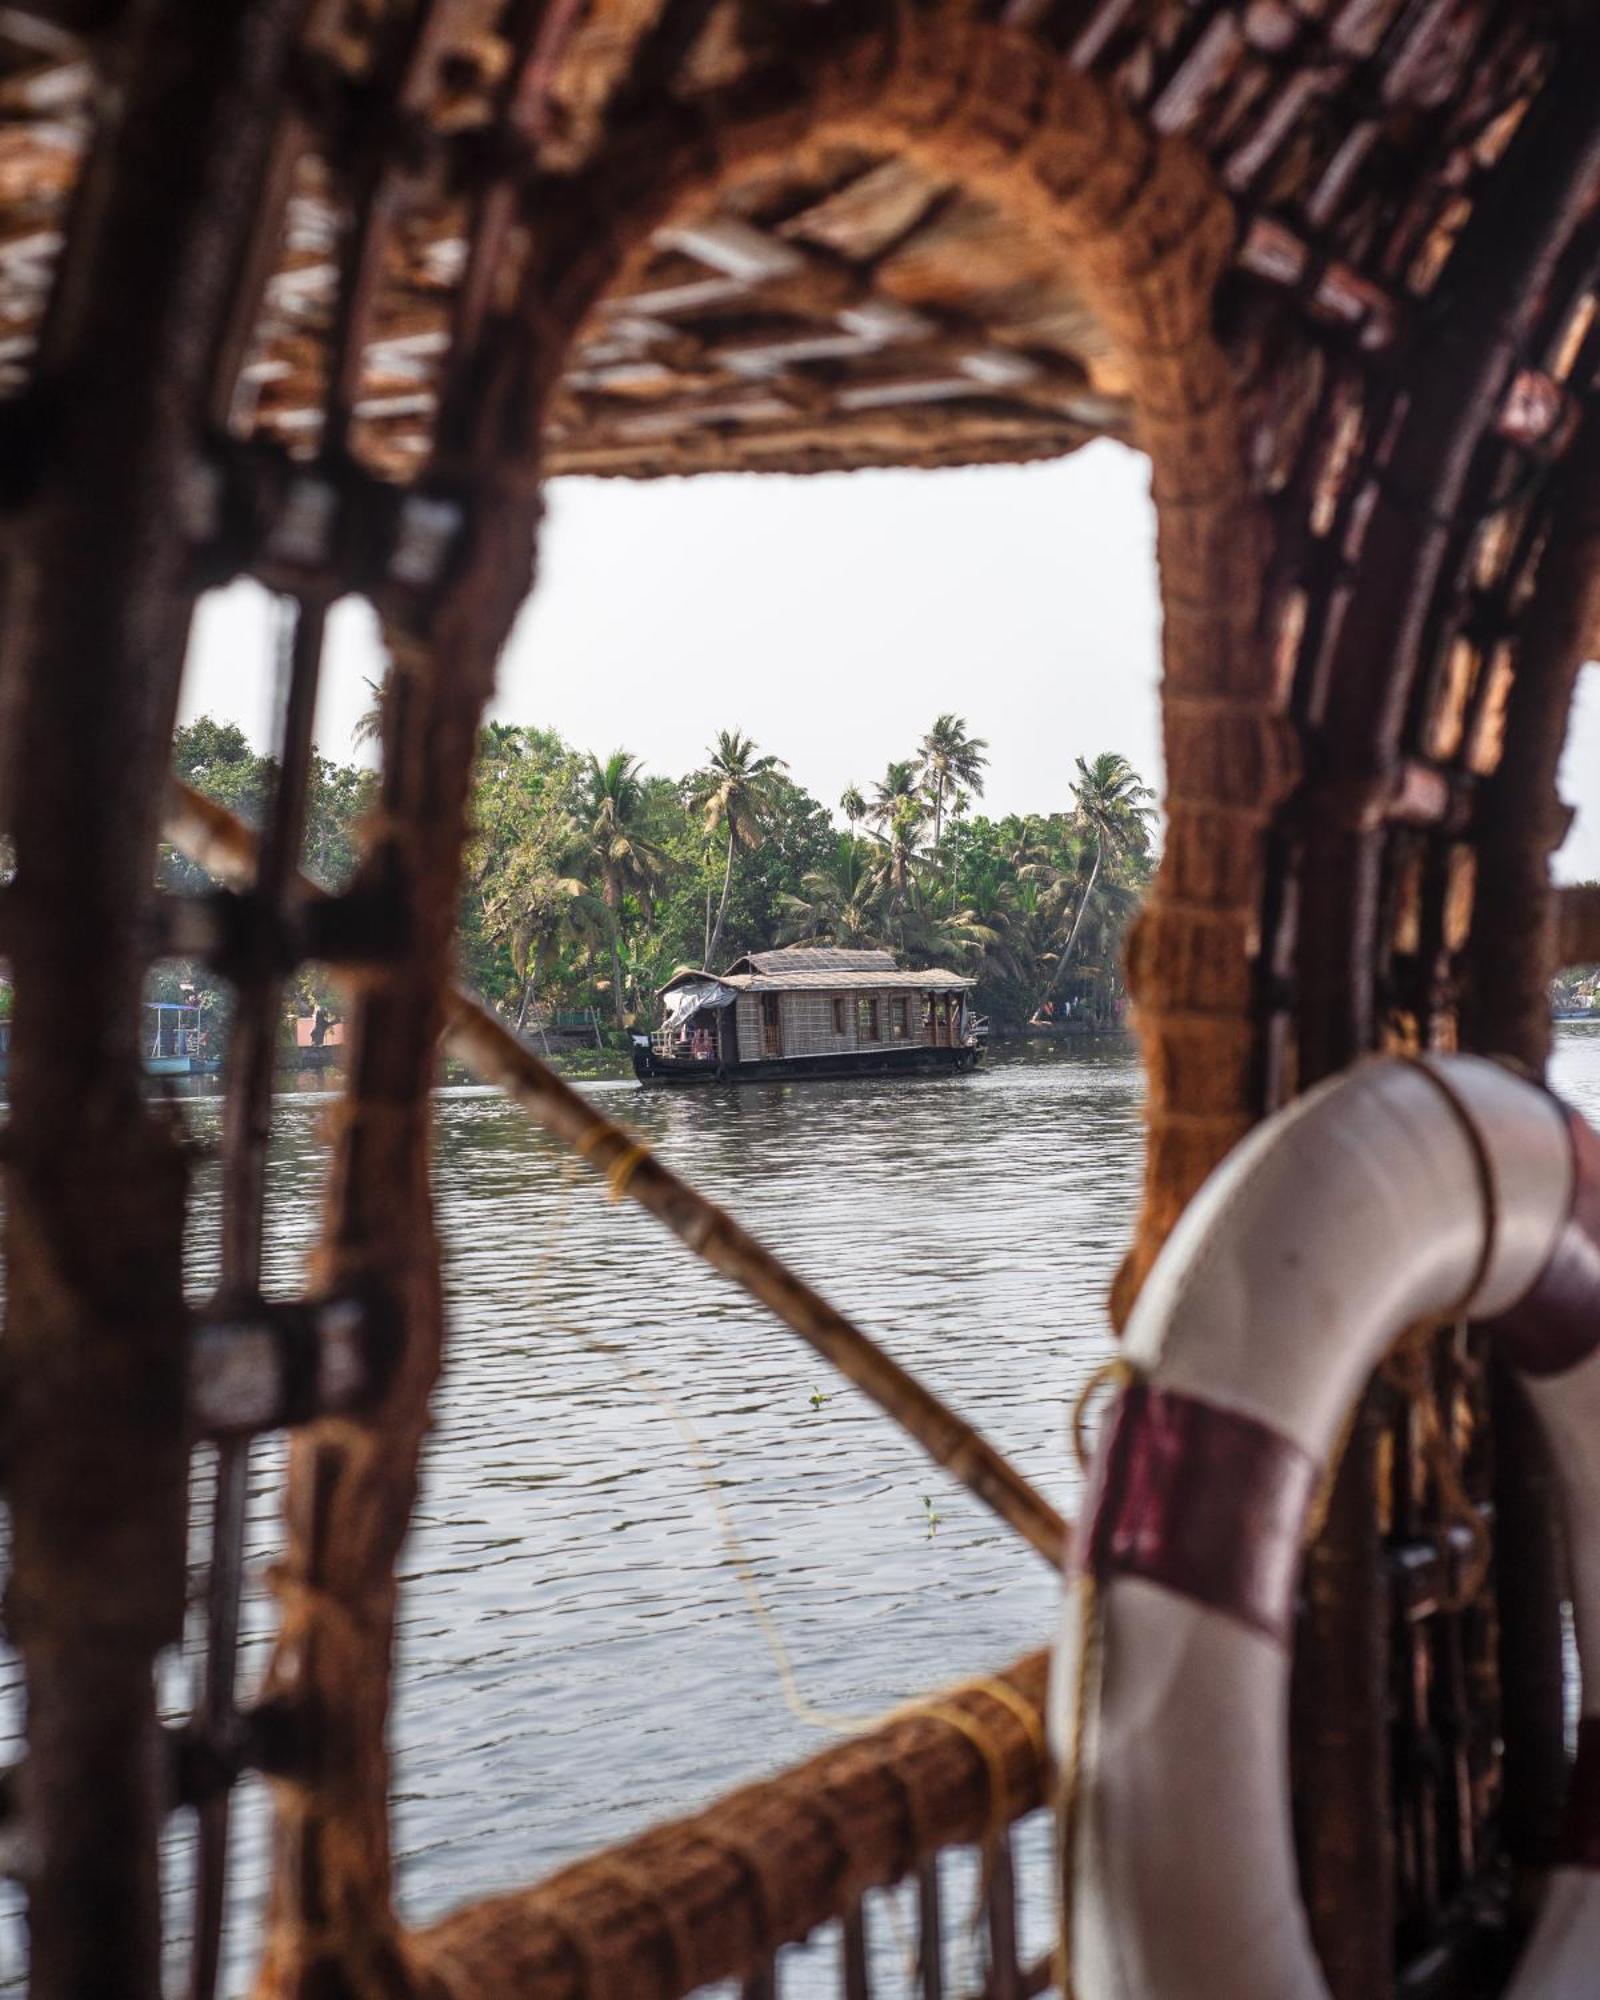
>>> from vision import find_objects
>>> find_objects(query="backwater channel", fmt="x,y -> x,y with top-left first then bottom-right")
7,1026 -> 1600,1990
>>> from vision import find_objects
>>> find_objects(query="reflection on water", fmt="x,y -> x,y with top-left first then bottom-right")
0,1037 -> 1143,1992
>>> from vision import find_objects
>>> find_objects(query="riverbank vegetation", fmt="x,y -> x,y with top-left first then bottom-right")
167,713 -> 1158,1040
1553,938 -> 1600,1017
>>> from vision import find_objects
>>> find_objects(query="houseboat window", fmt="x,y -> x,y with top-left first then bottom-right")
856,995 -> 880,1041
762,994 -> 781,1029
890,998 -> 909,1039
832,996 -> 847,1036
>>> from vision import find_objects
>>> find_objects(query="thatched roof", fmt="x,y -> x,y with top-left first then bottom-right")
664,947 -> 973,993
728,947 -> 899,975
0,2 -> 1555,482
729,965 -> 973,993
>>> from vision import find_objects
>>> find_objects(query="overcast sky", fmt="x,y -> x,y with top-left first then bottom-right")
180,437 -> 1600,880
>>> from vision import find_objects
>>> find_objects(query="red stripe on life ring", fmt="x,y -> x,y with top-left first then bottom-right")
1492,1106 -> 1600,1379
1080,1382 -> 1317,1647
1559,1717 -> 1600,1868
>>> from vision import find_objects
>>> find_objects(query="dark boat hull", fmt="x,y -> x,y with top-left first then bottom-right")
632,1042 -> 981,1084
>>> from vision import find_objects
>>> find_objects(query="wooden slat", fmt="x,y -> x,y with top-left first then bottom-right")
741,1960 -> 776,2000
983,1834 -> 1023,2000
843,1901 -> 870,2000
917,1860 -> 945,2000
1558,883 -> 1600,967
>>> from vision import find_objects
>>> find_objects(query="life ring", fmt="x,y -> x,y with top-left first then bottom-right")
1054,1054 -> 1600,1999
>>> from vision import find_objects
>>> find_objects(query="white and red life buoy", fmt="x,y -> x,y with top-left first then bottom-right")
1054,1054 -> 1600,1999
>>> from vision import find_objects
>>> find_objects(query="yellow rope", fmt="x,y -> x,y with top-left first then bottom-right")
1054,1568 -> 1100,2000
1070,1355 -> 1138,1473
1052,1354 -> 1132,1996
966,1674 -> 1048,1771
1302,1388 -> 1362,1550
570,1118 -> 655,1202
603,1139 -> 652,1202
918,1697 -> 1013,1847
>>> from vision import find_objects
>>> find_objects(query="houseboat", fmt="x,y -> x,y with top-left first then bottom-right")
632,947 -> 983,1083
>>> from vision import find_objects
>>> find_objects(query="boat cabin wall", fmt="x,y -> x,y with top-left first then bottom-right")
734,989 -> 926,1060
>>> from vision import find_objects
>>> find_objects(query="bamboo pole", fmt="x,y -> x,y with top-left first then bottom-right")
164,779 -> 1070,1569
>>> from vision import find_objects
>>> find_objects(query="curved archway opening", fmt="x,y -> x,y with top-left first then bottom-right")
82,16 -> 1275,1995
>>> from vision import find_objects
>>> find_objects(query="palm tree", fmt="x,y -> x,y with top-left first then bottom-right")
579,750 -> 669,1024
839,783 -> 867,832
868,760 -> 919,822
1070,870 -> 1141,1021
918,714 -> 988,854
690,729 -> 788,969
866,761 -> 927,901
897,880 -> 1006,972
1038,752 -> 1157,1011
477,719 -> 526,773
494,869 -> 605,1037
947,855 -> 1020,981
777,833 -> 880,946
351,675 -> 386,751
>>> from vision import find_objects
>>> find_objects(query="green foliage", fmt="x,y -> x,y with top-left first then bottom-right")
919,712 -> 989,855
164,717 -> 380,1029
170,711 -> 1158,1041
168,717 -> 377,894
688,729 -> 790,968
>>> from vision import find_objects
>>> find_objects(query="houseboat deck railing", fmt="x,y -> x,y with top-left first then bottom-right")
414,1652 -> 1054,2000
650,1026 -> 713,1063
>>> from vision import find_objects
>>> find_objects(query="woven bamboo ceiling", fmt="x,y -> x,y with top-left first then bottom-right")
0,0 -> 1564,483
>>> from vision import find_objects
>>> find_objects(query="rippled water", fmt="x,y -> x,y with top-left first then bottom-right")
405,1041 -> 1136,1902
10,1026 -> 1600,1995
0,1036 -> 1142,1992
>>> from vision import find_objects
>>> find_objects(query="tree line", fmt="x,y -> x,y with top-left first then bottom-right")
166,712 -> 1158,1038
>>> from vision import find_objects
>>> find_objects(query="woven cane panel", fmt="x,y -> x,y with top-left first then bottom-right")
1,9 -> 1599,2000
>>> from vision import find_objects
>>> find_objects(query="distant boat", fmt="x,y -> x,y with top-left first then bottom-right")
145,999 -> 219,1075
632,946 -> 984,1084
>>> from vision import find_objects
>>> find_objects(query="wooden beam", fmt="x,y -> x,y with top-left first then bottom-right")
1557,882 -> 1600,967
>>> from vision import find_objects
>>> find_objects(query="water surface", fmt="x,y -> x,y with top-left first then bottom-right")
14,1027 -> 1600,1993
4,1037 -> 1144,1992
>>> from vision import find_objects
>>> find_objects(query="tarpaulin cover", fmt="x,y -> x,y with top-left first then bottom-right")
662,981 -> 737,1031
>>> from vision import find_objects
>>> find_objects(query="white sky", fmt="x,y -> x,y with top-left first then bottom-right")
180,437 -> 1600,880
